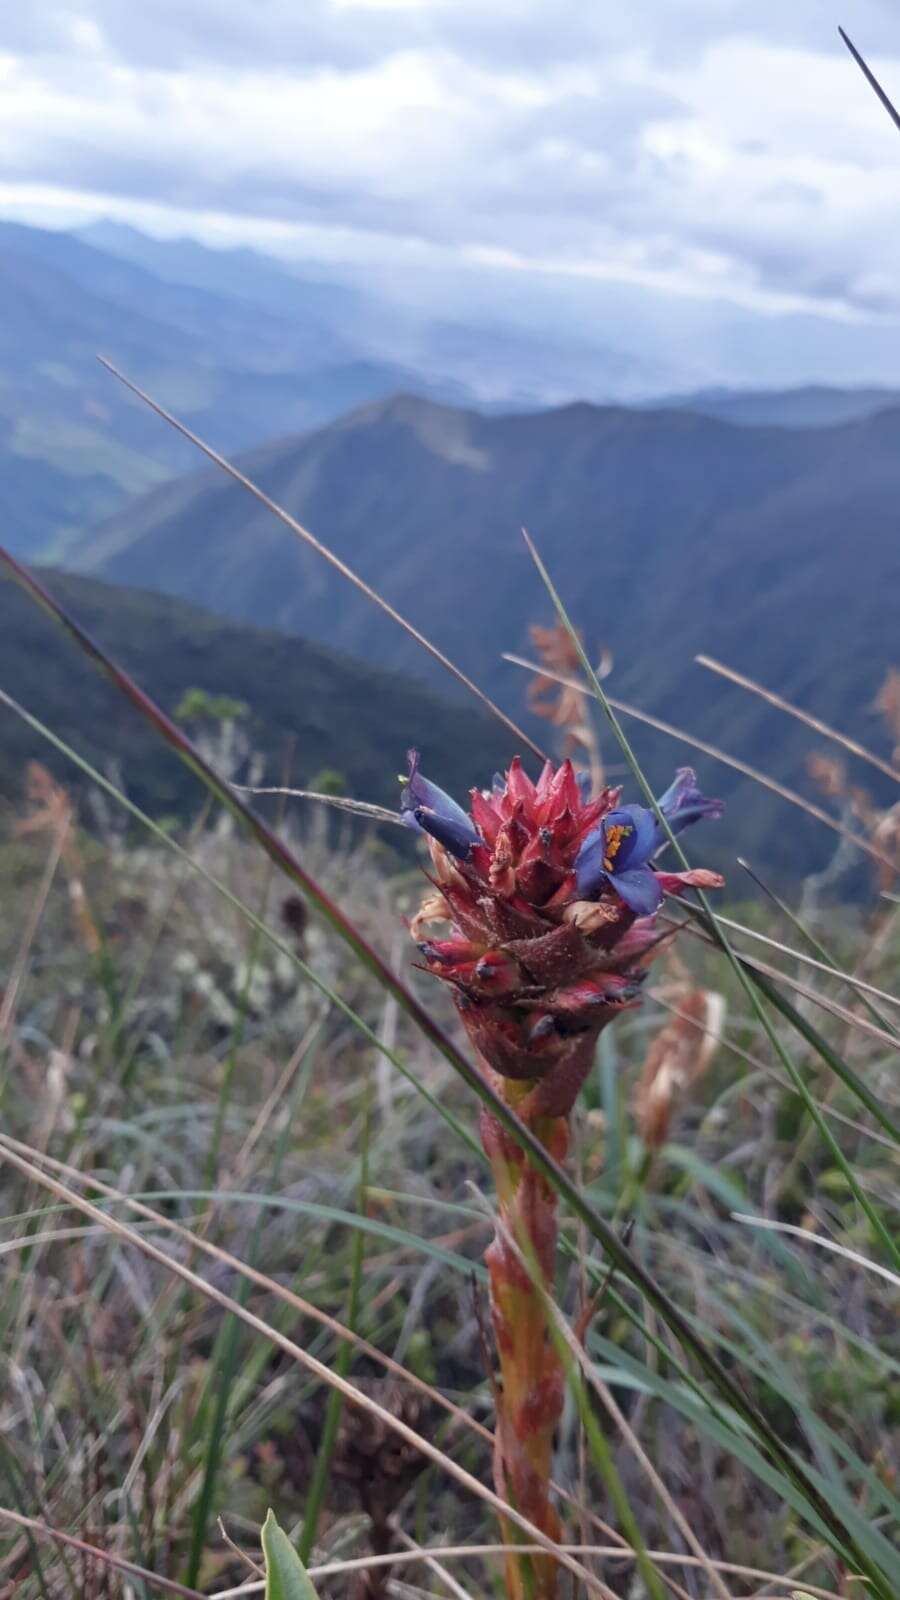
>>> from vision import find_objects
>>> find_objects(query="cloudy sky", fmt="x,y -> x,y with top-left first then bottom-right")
2,1 -> 900,325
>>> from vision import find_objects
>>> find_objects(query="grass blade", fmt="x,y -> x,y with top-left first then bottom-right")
183,1029 -> 320,1588
696,653 -> 900,786
502,651 -> 899,878
839,27 -> 900,133
261,1510 -> 320,1600
0,1139 -> 615,1599
690,907 -> 900,1145
0,1507 -> 206,1599
96,357 -> 546,763
732,1215 -> 900,1288
738,857 -> 900,1039
0,681 -> 482,1160
298,1082 -> 370,1561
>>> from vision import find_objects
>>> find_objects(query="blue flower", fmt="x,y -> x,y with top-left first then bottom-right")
575,805 -> 663,914
655,768 -> 724,841
574,769 -> 722,915
400,749 -> 482,861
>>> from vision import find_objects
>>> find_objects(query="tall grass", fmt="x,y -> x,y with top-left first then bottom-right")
0,501 -> 896,1599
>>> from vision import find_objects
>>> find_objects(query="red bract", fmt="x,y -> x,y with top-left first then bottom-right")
412,755 -> 719,1113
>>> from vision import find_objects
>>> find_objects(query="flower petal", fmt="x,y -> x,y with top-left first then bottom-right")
573,825 -> 606,897
607,865 -> 664,916
608,805 -> 658,869
400,750 -> 482,859
401,750 -> 471,830
655,867 -> 725,896
411,804 -> 483,860
656,768 -> 724,837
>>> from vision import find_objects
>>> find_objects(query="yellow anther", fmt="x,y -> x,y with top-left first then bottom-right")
602,823 -> 632,874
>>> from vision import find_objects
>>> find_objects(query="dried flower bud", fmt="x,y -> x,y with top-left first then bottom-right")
635,988 -> 725,1149
408,890 -> 450,939
807,752 -> 847,800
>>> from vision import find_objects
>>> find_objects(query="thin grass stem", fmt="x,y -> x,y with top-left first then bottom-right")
695,653 -> 900,786
299,1076 -> 370,1562
502,651 -> 899,878
95,358 -> 546,763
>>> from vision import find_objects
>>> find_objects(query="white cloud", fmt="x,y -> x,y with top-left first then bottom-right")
2,2 -> 900,324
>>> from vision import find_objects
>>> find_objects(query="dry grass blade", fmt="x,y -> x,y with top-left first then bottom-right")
645,985 -> 900,1150
675,917 -> 900,1051
0,1507 -> 207,1598
217,1547 -> 849,1600
0,820 -> 67,1039
0,594 -> 492,1119
527,620 -> 606,788
588,1379 -> 733,1600
218,1518 -> 265,1579
0,1128 -> 490,1448
521,523 -> 900,1402
732,1217 -> 900,1287
635,989 -> 724,1149
502,653 -> 899,877
713,905 -> 900,1019
230,785 -> 404,825
695,655 -> 900,786
839,26 -> 900,132
0,1138 -> 614,1599
392,1527 -> 481,1600
0,680 -> 483,1163
96,356 -> 546,763
1,563 -> 888,1575
0,1134 -> 653,1585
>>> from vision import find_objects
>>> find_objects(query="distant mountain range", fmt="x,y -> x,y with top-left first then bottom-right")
0,567 -> 517,830
0,219 -> 491,561
69,391 -> 900,883
643,385 -> 900,429
2,210 -> 899,887
8,215 -> 900,566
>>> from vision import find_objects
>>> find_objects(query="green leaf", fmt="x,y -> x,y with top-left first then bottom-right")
261,1510 -> 320,1600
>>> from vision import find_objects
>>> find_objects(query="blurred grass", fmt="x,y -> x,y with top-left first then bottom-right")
0,745 -> 896,1596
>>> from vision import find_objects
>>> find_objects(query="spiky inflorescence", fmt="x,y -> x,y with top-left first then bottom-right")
401,752 -> 723,1599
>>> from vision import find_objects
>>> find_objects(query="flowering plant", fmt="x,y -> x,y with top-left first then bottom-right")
402,751 -> 723,1597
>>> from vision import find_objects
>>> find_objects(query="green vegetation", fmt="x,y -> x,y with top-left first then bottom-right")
0,566 -> 517,827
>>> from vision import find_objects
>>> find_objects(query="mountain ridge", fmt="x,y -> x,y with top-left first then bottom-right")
70,391 -> 900,890
0,220 -> 489,560
647,383 -> 900,429
0,566 -> 521,832
8,214 -> 900,561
